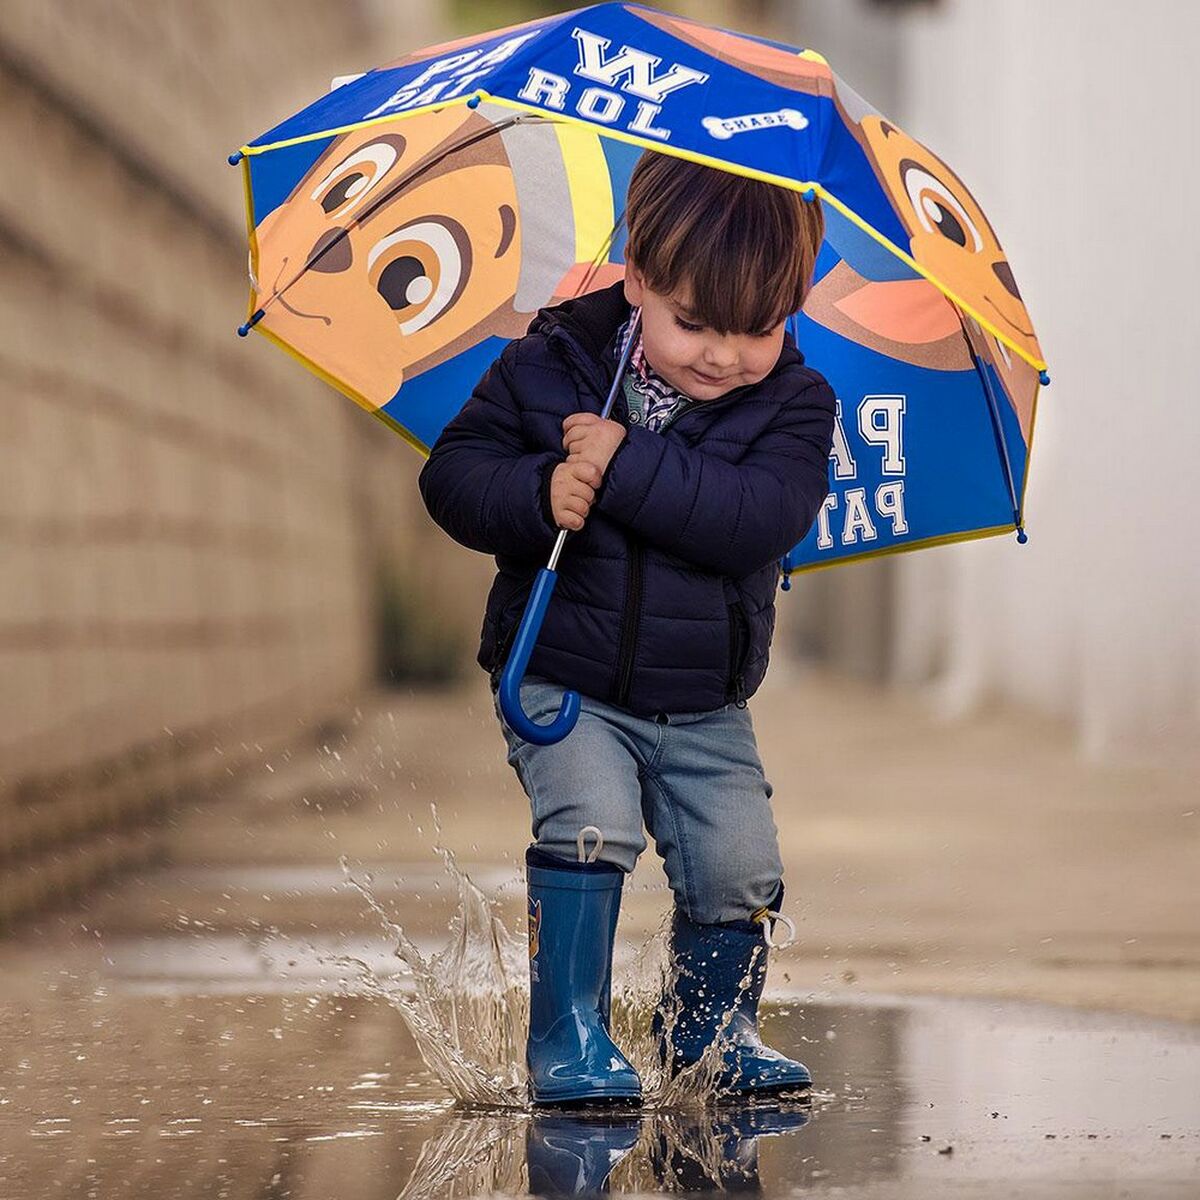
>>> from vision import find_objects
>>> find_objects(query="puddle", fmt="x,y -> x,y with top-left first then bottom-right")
1,853 -> 1197,1195
1,984 -> 1197,1196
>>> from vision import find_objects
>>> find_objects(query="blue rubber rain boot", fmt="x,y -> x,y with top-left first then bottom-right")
656,896 -> 811,1099
650,1105 -> 811,1190
527,847 -> 642,1106
526,1113 -> 641,1195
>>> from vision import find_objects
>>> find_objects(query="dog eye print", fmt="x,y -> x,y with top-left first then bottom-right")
248,107 -> 543,412
899,158 -> 984,253
309,134 -> 408,219
366,215 -> 474,335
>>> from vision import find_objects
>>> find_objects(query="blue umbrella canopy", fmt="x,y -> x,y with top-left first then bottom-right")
231,2 -> 1048,573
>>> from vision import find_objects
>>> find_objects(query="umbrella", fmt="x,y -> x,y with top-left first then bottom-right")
228,3 -> 1048,742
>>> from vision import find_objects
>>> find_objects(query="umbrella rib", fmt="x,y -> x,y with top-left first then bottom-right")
964,318 -> 1025,536
571,207 -> 627,298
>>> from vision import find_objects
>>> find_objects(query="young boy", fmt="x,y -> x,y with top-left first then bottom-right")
419,152 -> 834,1106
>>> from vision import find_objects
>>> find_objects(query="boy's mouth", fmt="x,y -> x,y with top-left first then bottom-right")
690,367 -> 730,387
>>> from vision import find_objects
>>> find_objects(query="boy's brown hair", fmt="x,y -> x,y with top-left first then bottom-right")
623,151 -> 824,335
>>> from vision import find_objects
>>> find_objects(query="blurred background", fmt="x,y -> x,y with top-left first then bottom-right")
1,0 -> 1196,1002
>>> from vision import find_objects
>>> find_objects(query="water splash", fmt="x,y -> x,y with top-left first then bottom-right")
337,845 -> 808,1113
338,846 -> 528,1107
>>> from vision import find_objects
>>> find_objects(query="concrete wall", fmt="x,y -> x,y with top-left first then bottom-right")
0,0 -> 451,922
890,0 -> 1200,767
774,0 -> 1199,767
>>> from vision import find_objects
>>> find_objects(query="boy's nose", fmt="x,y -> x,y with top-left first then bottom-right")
704,339 -> 737,369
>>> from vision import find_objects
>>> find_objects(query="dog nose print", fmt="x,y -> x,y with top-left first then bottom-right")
306,227 -> 353,274
992,259 -> 1022,300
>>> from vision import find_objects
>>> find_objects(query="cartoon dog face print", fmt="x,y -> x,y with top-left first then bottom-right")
860,118 -> 1040,364
252,107 -> 531,409
528,896 -> 541,982
858,116 -> 1042,435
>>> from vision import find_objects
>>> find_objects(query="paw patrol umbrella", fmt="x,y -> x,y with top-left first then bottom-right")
228,3 -> 1047,738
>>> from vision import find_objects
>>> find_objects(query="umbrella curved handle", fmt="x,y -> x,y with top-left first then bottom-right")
498,568 -> 580,746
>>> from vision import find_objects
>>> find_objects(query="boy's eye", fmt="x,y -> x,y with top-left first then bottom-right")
753,320 -> 786,338
674,315 -> 703,333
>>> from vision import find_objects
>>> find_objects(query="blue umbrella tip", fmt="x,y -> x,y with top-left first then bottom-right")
1015,526 -> 1029,545
801,186 -> 817,203
228,150 -> 244,166
1038,369 -> 1050,386
466,93 -> 481,109
237,309 -> 265,337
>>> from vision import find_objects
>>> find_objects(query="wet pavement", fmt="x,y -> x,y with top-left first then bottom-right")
2,959 -> 1198,1196
2,677 -> 1198,1195
2,849 -> 1198,1197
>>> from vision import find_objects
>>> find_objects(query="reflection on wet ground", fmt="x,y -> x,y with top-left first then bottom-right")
3,800 -> 1198,1198
6,664 -> 1200,1196
2,978 -> 1197,1197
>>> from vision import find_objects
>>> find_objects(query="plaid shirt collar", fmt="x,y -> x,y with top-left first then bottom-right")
614,308 -> 692,422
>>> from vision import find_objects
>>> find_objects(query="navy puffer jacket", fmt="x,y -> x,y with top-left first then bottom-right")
418,282 -> 835,716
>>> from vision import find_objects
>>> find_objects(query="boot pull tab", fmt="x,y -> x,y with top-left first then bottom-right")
753,907 -> 796,950
576,826 -> 604,864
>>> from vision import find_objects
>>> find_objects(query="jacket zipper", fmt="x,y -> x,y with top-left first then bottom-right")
489,616 -> 522,690
549,318 -> 757,710
728,600 -> 750,708
548,323 -> 647,707
614,539 -> 643,707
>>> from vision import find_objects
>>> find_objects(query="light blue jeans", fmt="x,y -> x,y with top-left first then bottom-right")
492,675 -> 784,925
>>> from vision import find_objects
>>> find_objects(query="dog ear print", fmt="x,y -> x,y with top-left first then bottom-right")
804,261 -> 974,371
833,277 -> 963,345
553,261 -> 626,302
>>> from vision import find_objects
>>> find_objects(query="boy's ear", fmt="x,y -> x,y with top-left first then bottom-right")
623,263 -> 645,308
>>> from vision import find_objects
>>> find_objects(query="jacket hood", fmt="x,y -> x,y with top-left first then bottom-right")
527,280 -> 630,364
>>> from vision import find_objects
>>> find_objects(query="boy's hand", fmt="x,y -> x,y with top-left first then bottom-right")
562,413 -> 626,475
550,459 -> 602,532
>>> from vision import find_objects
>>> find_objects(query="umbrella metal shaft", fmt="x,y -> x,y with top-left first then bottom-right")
546,308 -> 642,574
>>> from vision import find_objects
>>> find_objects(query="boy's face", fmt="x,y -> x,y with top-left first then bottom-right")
624,266 -> 787,402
